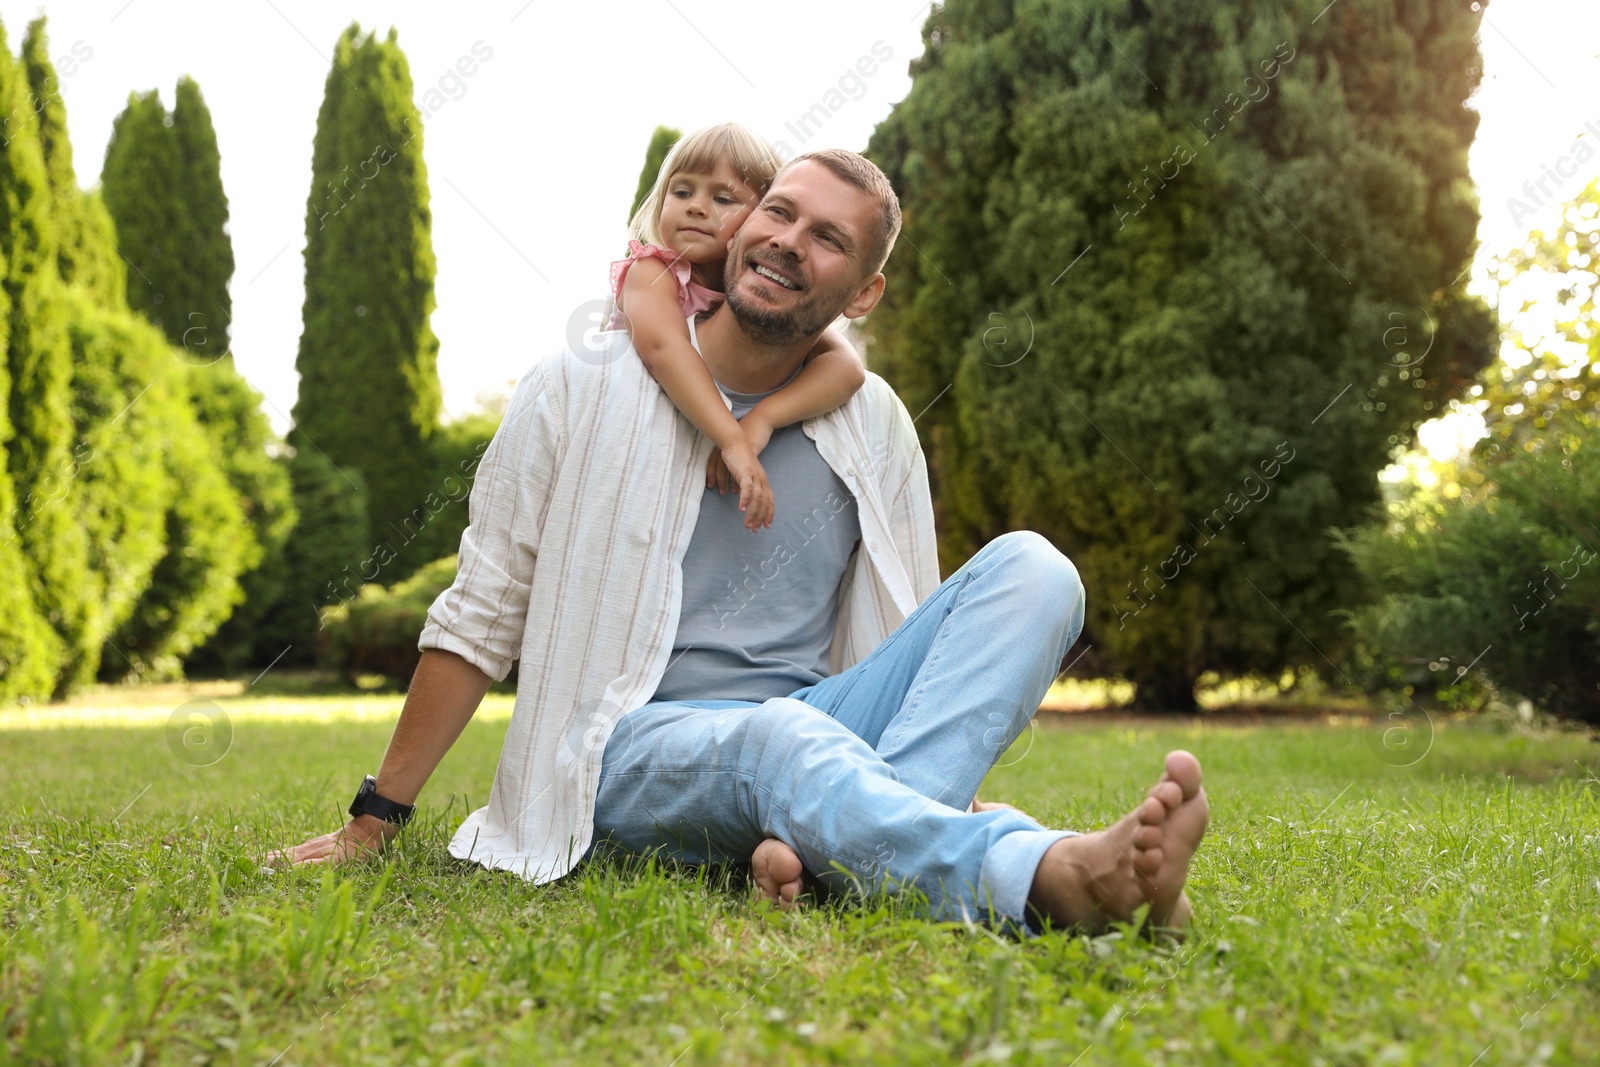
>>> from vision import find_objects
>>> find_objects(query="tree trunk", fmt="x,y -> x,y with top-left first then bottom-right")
1130,670 -> 1198,714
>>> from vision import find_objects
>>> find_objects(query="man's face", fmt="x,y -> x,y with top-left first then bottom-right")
722,160 -> 884,345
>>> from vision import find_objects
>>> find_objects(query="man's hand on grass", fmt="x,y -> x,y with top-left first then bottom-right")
267,814 -> 398,868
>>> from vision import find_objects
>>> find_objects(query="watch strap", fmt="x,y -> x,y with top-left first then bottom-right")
349,774 -> 415,826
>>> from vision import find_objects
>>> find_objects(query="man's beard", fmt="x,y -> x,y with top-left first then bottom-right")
723,247 -> 849,346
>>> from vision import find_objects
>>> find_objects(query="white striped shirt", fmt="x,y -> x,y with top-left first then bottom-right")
418,317 -> 941,882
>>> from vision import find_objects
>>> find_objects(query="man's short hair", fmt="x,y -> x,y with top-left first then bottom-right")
783,149 -> 902,277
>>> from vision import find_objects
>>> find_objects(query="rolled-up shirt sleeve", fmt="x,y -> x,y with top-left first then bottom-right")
418,358 -> 565,682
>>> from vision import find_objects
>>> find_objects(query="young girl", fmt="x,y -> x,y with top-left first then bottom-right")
607,123 -> 867,532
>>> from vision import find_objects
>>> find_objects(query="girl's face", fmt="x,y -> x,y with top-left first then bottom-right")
658,159 -> 761,265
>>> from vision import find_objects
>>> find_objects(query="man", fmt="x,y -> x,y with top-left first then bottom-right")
273,150 -> 1208,933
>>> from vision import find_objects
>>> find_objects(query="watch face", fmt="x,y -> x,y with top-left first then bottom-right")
351,776 -> 378,818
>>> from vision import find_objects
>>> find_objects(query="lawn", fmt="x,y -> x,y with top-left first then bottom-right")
2,687 -> 1597,1066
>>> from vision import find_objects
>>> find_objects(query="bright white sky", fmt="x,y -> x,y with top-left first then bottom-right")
1,0 -> 1595,441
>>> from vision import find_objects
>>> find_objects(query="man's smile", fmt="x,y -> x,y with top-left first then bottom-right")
747,257 -> 803,291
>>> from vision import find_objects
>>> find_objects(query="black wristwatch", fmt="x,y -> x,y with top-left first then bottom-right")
348,775 -> 415,826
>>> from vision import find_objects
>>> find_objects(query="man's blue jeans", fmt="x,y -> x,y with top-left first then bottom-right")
589,530 -> 1087,924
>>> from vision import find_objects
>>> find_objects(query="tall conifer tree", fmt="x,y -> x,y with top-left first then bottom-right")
101,77 -> 233,348
0,22 -> 62,700
0,16 -> 267,697
99,69 -> 294,676
100,91 -> 178,332
629,125 -> 680,222
170,76 -> 233,355
292,23 -> 440,563
0,20 -> 89,699
21,17 -> 124,308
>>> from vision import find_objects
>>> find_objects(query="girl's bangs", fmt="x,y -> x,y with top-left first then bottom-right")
665,128 -> 780,195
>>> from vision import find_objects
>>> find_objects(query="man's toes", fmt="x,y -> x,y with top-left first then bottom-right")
1133,822 -> 1162,850
1147,779 -> 1183,812
772,864 -> 807,910
752,839 -> 805,909
1134,845 -> 1163,877
1163,750 -> 1203,800
1136,795 -> 1168,826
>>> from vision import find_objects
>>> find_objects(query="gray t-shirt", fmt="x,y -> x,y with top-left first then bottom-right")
651,370 -> 861,703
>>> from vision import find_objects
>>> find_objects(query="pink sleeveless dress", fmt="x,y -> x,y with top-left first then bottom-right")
605,240 -> 724,330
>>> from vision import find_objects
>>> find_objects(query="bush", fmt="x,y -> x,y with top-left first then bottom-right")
183,365 -> 296,676
247,448 -> 371,671
0,521 -> 61,703
1339,411 -> 1600,725
316,555 -> 458,682
105,359 -> 255,682
64,294 -> 173,688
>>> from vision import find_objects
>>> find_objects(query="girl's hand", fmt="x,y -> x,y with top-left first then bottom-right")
706,447 -> 731,495
711,441 -> 774,531
740,412 -> 775,458
705,415 -> 775,496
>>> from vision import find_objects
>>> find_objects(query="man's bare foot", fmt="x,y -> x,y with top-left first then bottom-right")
751,838 -> 805,911
1027,750 -> 1208,936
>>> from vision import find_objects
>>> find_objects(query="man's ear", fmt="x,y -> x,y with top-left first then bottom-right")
842,273 -> 886,320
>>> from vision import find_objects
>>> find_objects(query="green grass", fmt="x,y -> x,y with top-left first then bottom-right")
2,691 -> 1597,1065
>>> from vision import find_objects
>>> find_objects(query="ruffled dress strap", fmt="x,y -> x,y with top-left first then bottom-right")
606,240 -> 725,329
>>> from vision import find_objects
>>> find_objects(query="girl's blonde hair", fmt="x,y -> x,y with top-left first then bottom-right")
627,123 -> 784,247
